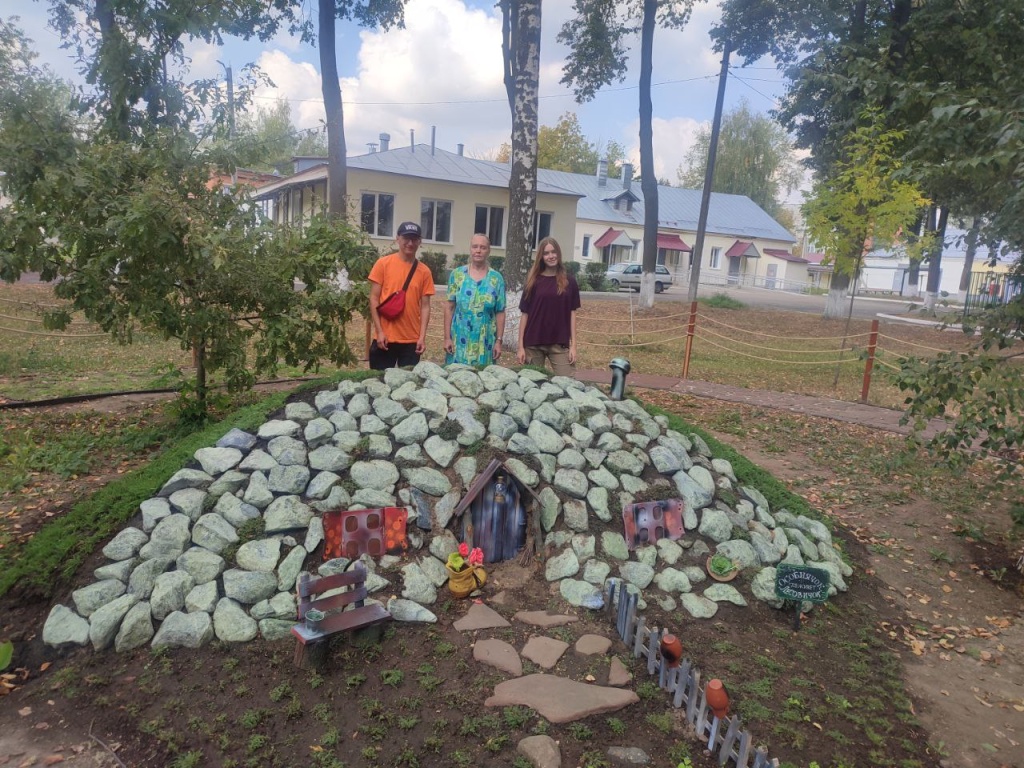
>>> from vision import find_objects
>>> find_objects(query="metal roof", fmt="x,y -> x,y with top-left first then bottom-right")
537,167 -> 795,243
250,147 -> 795,244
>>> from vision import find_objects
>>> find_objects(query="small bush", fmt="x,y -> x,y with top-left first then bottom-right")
700,292 -> 746,309
419,251 -> 449,286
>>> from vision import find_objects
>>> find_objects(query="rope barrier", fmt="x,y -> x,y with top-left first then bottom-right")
697,326 -> 857,355
874,358 -> 902,372
0,295 -> 65,309
0,312 -> 98,327
578,309 -> 694,324
695,335 -> 862,365
0,324 -> 108,338
876,333 -> 952,354
576,324 -> 688,338
697,312 -> 872,340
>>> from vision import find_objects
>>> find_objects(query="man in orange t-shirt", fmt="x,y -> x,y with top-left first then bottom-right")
368,221 -> 436,369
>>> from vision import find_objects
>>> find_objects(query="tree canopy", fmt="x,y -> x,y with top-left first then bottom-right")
495,112 -> 625,177
0,16 -> 371,419
558,0 -> 696,308
802,111 -> 930,318
676,99 -> 800,218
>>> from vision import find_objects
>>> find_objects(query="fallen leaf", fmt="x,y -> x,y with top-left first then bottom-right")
18,706 -> 31,716
39,662 -> 51,672
942,585 -> 953,593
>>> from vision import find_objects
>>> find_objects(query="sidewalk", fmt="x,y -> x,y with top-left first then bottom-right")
575,368 -> 947,439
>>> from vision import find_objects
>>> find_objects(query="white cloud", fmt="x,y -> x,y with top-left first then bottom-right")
622,116 -> 705,183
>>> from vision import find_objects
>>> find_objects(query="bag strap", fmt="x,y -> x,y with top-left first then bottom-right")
400,259 -> 418,292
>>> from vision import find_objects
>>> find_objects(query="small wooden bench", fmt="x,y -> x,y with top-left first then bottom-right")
291,563 -> 391,670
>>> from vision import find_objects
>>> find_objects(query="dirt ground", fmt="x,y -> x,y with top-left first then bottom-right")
1,389 -> 1022,768
651,393 -> 1024,768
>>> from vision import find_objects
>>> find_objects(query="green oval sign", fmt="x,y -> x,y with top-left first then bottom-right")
775,564 -> 831,603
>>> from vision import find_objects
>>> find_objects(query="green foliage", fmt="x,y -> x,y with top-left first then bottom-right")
677,99 -> 801,216
418,251 -> 449,287
699,293 -> 746,309
0,641 -> 13,672
803,110 -> 931,280
0,20 -> 375,422
894,299 -> 1024,489
380,669 -> 404,687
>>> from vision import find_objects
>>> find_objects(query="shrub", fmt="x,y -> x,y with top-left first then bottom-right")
419,251 -> 449,286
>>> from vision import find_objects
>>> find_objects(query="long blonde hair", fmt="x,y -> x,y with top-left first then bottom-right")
524,237 -> 568,298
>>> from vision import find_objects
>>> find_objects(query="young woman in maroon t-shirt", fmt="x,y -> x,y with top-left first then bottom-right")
516,237 -> 581,377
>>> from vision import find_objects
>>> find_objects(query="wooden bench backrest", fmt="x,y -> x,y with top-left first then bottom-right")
296,562 -> 369,619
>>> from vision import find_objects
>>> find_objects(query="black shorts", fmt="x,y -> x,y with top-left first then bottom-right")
368,340 -> 421,370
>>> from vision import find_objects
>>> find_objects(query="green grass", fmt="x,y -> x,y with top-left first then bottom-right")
699,292 -> 747,309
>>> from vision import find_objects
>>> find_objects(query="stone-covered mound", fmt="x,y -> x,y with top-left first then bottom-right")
42,363 -> 852,652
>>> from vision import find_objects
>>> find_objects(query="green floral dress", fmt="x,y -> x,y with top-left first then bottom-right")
446,266 -> 506,367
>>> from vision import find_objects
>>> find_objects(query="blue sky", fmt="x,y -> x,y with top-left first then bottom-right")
14,0 -> 792,183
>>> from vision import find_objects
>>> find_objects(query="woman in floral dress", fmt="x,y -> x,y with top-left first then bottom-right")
444,233 -> 507,366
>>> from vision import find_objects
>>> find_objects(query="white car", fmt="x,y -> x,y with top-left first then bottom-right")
605,263 -> 673,293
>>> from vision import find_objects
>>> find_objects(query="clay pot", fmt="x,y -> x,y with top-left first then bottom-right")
705,678 -> 730,718
706,555 -> 739,582
446,564 -> 487,599
659,634 -> 683,668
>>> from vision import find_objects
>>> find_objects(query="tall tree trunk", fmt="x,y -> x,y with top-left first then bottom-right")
319,0 -> 347,217
637,0 -> 658,309
923,206 -> 948,313
958,216 -> 981,303
500,0 -> 540,350
824,270 -> 851,319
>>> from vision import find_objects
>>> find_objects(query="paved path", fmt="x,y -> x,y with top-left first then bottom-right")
575,369 -> 948,439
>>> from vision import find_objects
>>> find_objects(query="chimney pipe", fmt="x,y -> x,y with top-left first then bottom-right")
622,163 -> 633,190
379,132 -> 390,152
431,126 -> 436,156
597,159 -> 608,187
367,142 -> 378,154
410,128 -> 415,152
457,143 -> 464,156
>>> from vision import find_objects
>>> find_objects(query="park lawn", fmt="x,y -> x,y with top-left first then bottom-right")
0,282 -> 975,408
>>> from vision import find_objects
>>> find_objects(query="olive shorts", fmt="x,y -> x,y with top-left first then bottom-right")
524,344 -> 576,378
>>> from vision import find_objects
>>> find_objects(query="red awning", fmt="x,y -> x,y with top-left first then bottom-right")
656,234 -> 692,252
594,228 -> 624,249
725,240 -> 760,258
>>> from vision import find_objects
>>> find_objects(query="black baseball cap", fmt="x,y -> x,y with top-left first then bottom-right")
397,221 -> 422,238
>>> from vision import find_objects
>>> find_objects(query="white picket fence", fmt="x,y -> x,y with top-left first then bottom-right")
605,580 -> 780,768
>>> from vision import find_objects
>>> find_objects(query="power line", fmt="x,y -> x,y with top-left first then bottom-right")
248,73 -> 719,107
727,71 -> 778,104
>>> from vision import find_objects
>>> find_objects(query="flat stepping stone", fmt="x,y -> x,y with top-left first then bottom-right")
608,657 -> 632,686
486,673 -> 639,723
489,590 -> 510,605
517,735 -> 561,768
575,634 -> 613,655
454,603 -> 511,632
473,638 -> 522,676
514,610 -> 579,628
521,636 -> 569,669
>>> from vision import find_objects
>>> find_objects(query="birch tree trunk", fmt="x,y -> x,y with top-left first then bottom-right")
501,0 -> 541,348
319,0 -> 347,217
637,0 -> 658,309
923,206 -> 948,313
824,271 -> 851,319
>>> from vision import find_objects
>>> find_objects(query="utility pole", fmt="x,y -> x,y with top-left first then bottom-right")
219,61 -> 235,138
687,44 -> 732,301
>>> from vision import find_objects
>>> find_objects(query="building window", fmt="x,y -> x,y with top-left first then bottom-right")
421,199 -> 452,243
533,211 -> 553,247
582,235 -> 591,259
710,246 -> 722,270
631,239 -> 641,260
474,205 -> 505,247
361,192 -> 395,237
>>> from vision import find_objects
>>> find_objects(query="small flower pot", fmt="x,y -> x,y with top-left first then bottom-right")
304,609 -> 325,630
446,564 -> 487,599
706,555 -> 739,582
